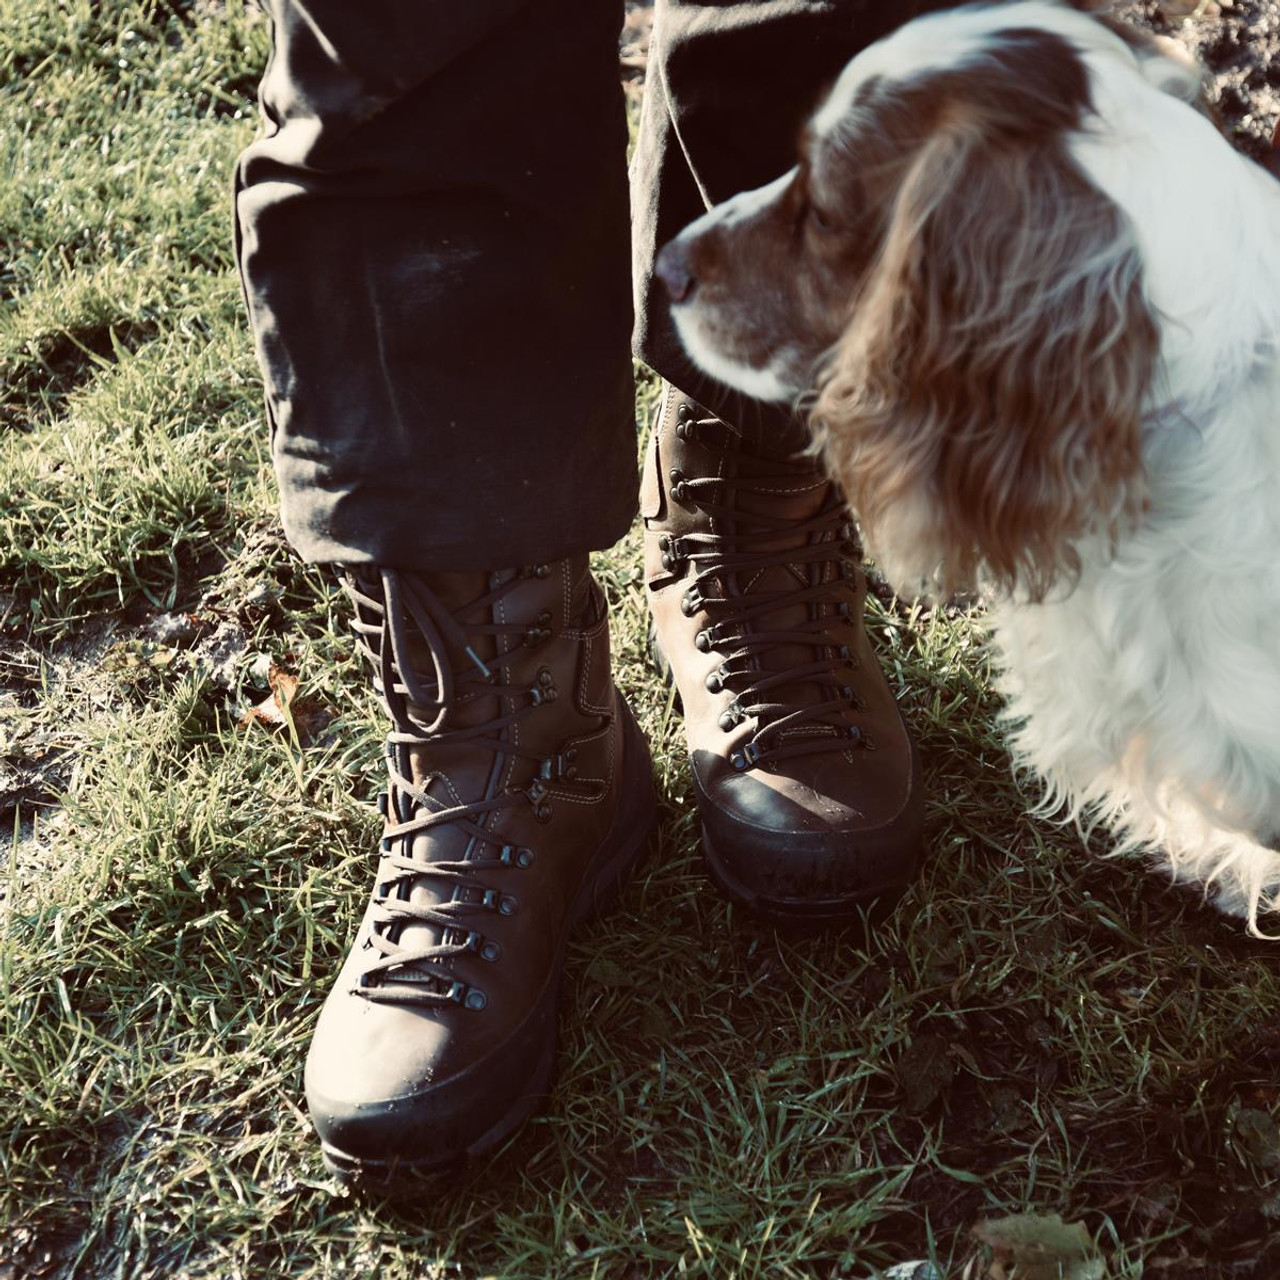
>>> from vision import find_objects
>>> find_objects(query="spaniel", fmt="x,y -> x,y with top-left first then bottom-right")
656,0 -> 1280,931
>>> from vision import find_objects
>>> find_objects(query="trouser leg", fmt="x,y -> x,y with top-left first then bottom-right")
234,0 -> 636,571
631,0 -> 956,427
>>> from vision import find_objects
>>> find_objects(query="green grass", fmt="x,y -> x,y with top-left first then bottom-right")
4,4 -> 1280,1277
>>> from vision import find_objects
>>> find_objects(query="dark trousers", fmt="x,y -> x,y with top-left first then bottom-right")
234,1 -> 948,571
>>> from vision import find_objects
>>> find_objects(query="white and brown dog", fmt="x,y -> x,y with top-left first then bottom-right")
656,1 -> 1280,930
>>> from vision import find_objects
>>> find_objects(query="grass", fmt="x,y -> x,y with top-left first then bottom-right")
3,3 -> 1280,1277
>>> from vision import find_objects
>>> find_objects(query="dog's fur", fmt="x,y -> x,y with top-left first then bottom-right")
657,0 -> 1280,930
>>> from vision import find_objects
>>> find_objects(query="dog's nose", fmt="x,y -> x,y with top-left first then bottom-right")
656,240 -> 696,303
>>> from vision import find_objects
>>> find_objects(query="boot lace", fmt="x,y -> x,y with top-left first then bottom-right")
662,407 -> 871,771
343,566 -> 579,1009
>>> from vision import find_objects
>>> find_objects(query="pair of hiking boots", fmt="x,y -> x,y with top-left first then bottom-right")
304,387 -> 923,1184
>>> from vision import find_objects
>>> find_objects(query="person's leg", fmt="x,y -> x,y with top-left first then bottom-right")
235,0 -> 637,569
235,0 -> 655,1185
632,1 -> 955,919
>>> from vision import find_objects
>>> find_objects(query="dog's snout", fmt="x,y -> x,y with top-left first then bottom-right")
656,239 -> 696,303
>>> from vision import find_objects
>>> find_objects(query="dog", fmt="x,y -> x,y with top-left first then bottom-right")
655,0 -> 1280,931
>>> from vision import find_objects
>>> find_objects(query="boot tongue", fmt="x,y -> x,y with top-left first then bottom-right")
382,561 -> 589,992
399,569 -> 503,786
727,438 -> 843,738
389,570 -> 513,988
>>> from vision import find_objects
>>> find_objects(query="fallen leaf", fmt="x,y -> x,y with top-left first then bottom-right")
897,1034 -> 954,1115
238,665 -> 297,729
236,665 -> 330,745
100,638 -> 179,676
973,1213 -> 1105,1280
1234,1108 -> 1280,1169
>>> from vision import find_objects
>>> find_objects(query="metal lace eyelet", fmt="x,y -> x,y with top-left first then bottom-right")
465,989 -> 488,1010
557,745 -> 580,782
524,610 -> 553,648
695,629 -> 712,653
523,777 -> 553,819
480,941 -> 501,962
681,588 -> 702,618
538,746 -> 578,784
500,844 -> 535,868
846,725 -> 865,746
660,535 -> 687,574
669,468 -> 688,502
498,894 -> 518,916
718,704 -> 741,732
529,668 -> 557,704
730,742 -> 762,771
705,669 -> 724,694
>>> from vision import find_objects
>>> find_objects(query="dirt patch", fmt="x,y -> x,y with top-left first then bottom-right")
1121,0 -> 1280,161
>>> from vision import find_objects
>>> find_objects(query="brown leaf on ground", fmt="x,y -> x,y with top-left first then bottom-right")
238,665 -> 296,729
237,665 -> 330,745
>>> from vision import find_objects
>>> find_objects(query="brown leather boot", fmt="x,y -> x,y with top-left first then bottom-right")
305,558 -> 655,1184
643,386 -> 922,920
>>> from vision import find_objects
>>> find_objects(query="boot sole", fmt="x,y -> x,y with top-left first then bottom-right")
700,823 -> 911,924
317,697 -> 657,1191
650,623 -> 919,923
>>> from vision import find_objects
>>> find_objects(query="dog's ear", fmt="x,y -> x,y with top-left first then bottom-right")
812,83 -> 1160,599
